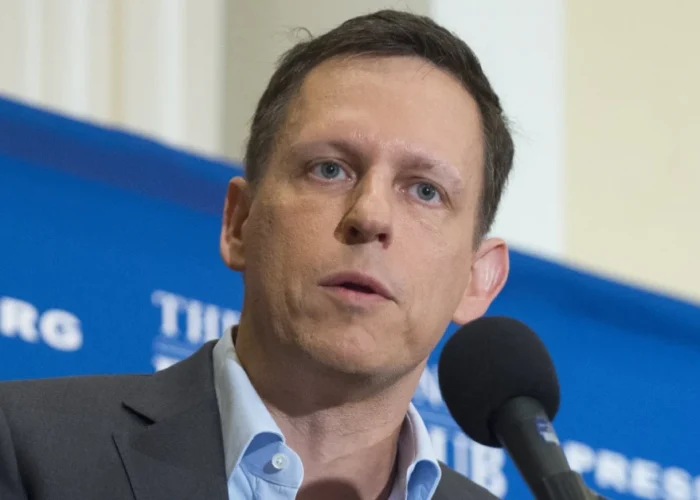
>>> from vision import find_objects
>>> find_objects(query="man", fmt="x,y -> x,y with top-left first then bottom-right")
0,9 -> 513,500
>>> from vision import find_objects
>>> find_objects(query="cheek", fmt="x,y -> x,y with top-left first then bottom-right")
278,196 -> 332,250
270,192 -> 333,263
402,260 -> 469,361
400,231 -> 473,325
244,191 -> 333,282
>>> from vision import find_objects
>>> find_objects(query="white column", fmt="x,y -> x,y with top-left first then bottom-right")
182,0 -> 226,155
89,0 -> 115,121
118,0 -> 225,155
0,0 -> 226,157
27,0 -> 91,115
0,0 -> 44,102
159,0 -> 186,144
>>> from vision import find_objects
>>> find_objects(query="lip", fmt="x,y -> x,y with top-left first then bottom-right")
319,271 -> 395,301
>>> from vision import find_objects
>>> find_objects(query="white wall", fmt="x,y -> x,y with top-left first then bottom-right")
431,0 -> 566,259
565,0 -> 700,302
221,0 -> 430,160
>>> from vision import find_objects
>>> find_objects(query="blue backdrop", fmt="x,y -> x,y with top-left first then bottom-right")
1,96 -> 699,500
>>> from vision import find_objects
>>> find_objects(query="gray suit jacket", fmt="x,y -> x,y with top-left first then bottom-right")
0,341 -> 496,500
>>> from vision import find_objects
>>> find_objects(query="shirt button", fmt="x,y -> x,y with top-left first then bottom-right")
271,453 -> 289,471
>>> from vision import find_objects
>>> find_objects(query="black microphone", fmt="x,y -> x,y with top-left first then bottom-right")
437,316 -> 596,500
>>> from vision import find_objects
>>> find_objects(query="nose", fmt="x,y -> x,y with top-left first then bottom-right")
337,174 -> 393,247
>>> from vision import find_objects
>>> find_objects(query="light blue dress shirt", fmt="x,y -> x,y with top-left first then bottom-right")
212,328 -> 442,500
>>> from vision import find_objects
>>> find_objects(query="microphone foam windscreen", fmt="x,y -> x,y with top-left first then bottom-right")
437,316 -> 560,447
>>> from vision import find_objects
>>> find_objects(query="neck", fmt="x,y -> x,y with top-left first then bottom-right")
233,320 -> 424,499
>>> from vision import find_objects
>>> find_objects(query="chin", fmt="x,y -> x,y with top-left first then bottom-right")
295,324 -> 405,379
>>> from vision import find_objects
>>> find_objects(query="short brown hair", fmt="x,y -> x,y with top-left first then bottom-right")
244,9 -> 514,238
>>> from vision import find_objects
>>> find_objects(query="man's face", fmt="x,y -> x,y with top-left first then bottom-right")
223,55 -> 507,380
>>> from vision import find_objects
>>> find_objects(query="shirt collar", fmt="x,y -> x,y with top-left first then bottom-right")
213,327 -> 442,496
391,403 -> 442,499
212,326 -> 285,477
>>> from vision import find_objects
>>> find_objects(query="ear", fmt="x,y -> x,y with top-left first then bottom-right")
452,237 -> 509,325
220,177 -> 251,271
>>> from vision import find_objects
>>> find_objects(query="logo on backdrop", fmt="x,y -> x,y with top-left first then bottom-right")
150,289 -> 241,371
0,296 -> 83,352
565,441 -> 699,500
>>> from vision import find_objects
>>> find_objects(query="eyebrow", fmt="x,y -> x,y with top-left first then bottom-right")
404,149 -> 466,190
288,136 -> 466,189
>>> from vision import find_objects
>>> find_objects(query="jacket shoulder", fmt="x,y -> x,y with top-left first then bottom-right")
437,462 -> 499,500
0,341 -> 217,421
0,372 -> 148,418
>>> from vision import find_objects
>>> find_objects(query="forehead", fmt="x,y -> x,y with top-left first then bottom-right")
279,55 -> 484,185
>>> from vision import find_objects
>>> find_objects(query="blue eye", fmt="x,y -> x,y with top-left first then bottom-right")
410,182 -> 442,204
311,161 -> 348,180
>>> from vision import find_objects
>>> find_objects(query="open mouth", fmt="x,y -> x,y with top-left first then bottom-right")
319,271 -> 393,302
337,282 -> 377,294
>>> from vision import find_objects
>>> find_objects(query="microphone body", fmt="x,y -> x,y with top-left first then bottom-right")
492,396 -> 590,500
437,316 -> 606,500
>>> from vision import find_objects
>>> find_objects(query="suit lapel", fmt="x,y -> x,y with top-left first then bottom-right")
434,462 -> 485,499
113,341 -> 228,500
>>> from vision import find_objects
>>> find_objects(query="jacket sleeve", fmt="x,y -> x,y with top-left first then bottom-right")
0,406 -> 28,500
